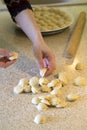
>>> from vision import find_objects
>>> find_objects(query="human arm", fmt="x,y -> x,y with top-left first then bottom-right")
4,0 -> 56,75
15,9 -> 56,75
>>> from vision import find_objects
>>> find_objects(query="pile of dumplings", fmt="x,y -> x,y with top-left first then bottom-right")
33,7 -> 73,32
13,65 -> 87,124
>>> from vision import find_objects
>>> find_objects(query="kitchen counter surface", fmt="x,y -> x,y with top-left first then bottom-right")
0,4 -> 87,130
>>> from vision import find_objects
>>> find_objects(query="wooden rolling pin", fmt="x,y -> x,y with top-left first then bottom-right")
63,11 -> 86,60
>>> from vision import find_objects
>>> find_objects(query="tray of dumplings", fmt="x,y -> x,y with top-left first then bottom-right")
33,7 -> 73,35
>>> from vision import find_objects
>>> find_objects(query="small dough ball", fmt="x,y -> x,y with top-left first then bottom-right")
58,72 -> 68,85
41,85 -> 51,93
40,68 -> 47,77
39,78 -> 49,86
75,63 -> 85,70
13,85 -> 24,94
29,76 -> 39,87
34,114 -> 47,124
47,79 -> 60,88
23,84 -> 31,93
36,103 -> 48,111
31,86 -> 41,94
56,100 -> 67,108
13,78 -> 29,94
74,76 -> 86,86
41,99 -> 51,106
50,87 -> 62,97
18,78 -> 29,86
50,96 -> 61,106
9,52 -> 18,60
66,93 -> 79,102
31,97 -> 41,105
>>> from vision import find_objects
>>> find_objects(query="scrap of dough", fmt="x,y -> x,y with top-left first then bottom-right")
56,100 -> 67,108
29,76 -> 39,87
39,78 -> 49,86
50,97 -> 61,106
23,84 -> 31,93
41,99 -> 51,106
31,86 -> 41,94
75,63 -> 85,70
74,76 -> 86,86
13,78 -> 30,94
34,114 -> 47,124
58,72 -> 68,85
31,97 -> 41,105
40,68 -> 47,77
50,87 -> 62,97
66,93 -> 79,102
9,52 -> 18,60
47,79 -> 60,88
13,85 -> 24,94
41,85 -> 51,93
36,103 -> 48,111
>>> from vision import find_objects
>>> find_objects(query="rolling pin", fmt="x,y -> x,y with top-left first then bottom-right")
63,11 -> 86,61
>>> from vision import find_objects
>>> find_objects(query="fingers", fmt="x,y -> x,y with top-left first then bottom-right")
39,56 -> 56,76
43,57 -> 56,76
0,56 -> 17,68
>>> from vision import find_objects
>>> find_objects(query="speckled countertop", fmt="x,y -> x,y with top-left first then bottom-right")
0,3 -> 87,130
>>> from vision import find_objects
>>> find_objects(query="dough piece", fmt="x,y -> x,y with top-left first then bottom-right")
31,86 -> 41,94
50,87 -> 62,97
47,79 -> 60,88
13,78 -> 30,94
40,99 -> 51,106
56,100 -> 67,108
36,103 -> 48,111
58,72 -> 68,85
13,85 -> 24,94
23,84 -> 31,93
74,76 -> 86,86
29,76 -> 39,87
39,78 -> 49,86
41,85 -> 51,93
34,114 -> 47,124
9,52 -> 18,60
66,93 -> 79,102
75,63 -> 85,70
31,97 -> 41,105
40,68 -> 47,77
50,96 -> 61,106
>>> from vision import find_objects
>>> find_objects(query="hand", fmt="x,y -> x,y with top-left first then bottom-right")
33,42 -> 56,76
0,48 -> 17,68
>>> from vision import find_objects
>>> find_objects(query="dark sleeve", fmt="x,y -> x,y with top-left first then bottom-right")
4,0 -> 32,20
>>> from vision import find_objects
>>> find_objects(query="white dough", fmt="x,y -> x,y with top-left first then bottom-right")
75,63 -> 85,70
40,68 -> 47,77
29,76 -> 39,87
58,72 -> 68,85
74,76 -> 86,86
31,97 -> 41,105
36,103 -> 48,111
66,93 -> 79,102
39,78 -> 49,86
34,114 -> 47,124
13,85 -> 24,94
9,52 -> 18,60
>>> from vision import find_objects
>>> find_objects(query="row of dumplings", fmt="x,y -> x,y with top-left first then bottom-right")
13,70 -> 69,95
33,7 -> 72,31
14,68 -> 87,95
